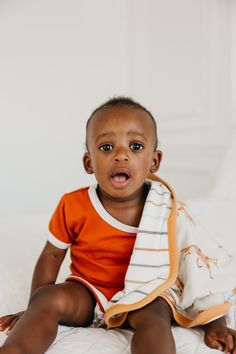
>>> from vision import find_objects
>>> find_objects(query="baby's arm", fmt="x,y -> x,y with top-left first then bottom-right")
30,241 -> 67,296
0,241 -> 67,333
203,316 -> 236,353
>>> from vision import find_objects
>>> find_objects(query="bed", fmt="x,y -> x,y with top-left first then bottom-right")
0,136 -> 235,353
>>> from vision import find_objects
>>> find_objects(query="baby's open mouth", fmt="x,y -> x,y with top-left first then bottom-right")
111,170 -> 131,183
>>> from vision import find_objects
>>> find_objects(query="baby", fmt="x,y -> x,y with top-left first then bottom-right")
0,97 -> 236,354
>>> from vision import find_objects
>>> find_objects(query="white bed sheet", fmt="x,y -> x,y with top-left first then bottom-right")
0,324 -> 227,354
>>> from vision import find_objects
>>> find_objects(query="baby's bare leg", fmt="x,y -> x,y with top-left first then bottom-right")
0,281 -> 96,354
127,297 -> 175,354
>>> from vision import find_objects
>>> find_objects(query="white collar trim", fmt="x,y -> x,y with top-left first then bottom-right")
88,185 -> 138,233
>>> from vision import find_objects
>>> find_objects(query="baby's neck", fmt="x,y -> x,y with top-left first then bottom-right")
97,183 -> 150,227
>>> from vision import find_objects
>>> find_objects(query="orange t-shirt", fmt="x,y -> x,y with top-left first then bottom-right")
48,185 -> 137,303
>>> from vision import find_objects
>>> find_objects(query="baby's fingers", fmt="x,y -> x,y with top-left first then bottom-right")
6,317 -> 20,335
204,333 -> 224,352
0,315 -> 17,331
223,333 -> 234,353
0,314 -> 14,323
6,312 -> 24,334
233,337 -> 236,354
0,312 -> 24,332
227,329 -> 236,354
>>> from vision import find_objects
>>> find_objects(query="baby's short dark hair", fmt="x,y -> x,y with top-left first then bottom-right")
86,96 -> 158,149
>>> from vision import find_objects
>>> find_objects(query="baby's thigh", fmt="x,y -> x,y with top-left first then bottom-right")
29,281 -> 96,327
127,297 -> 173,330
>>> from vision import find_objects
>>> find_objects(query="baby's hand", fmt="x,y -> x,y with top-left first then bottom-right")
204,318 -> 236,354
0,311 -> 24,334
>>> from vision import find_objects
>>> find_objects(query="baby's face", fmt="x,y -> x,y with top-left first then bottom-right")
83,106 -> 162,201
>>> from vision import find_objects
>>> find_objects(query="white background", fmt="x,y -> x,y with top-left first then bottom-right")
0,0 -> 235,216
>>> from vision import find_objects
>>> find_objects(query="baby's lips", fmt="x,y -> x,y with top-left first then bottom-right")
110,168 -> 131,179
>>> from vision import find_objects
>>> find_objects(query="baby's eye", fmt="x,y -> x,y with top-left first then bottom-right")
99,144 -> 113,152
130,143 -> 144,151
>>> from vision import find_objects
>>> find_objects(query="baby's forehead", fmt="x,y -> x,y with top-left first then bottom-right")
87,105 -> 153,130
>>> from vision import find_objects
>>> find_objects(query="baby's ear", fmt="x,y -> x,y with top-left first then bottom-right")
150,150 -> 162,173
83,152 -> 93,174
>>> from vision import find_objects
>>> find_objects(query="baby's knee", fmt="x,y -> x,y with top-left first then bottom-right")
127,297 -> 173,330
150,297 -> 173,319
28,284 -> 68,315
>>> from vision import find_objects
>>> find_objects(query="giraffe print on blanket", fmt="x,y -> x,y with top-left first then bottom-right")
175,277 -> 184,296
177,201 -> 196,225
181,245 -> 218,279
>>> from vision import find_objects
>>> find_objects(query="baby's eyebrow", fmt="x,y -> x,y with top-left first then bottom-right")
95,132 -> 115,142
127,131 -> 147,140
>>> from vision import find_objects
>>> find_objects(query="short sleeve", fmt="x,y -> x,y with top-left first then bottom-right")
48,195 -> 74,249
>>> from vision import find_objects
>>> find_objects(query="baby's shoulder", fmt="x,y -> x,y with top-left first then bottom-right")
61,186 -> 91,209
64,186 -> 90,197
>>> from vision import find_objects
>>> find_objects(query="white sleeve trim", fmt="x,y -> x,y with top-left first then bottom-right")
48,233 -> 71,249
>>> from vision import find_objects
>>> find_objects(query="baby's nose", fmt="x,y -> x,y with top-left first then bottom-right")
114,146 -> 129,161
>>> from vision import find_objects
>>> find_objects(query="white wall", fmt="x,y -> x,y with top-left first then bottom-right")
0,0 -> 234,216
230,0 -> 236,125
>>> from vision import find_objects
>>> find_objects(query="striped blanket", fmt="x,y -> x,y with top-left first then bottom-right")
104,175 -> 236,328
